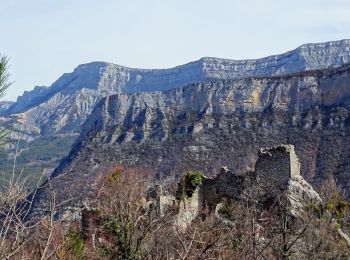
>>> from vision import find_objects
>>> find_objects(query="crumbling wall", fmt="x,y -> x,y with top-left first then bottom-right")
158,144 -> 320,229
175,189 -> 200,229
289,145 -> 301,179
200,167 -> 245,211
255,145 -> 295,199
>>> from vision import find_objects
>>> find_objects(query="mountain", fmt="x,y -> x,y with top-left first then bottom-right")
0,101 -> 14,114
29,62 -> 350,217
5,39 -> 350,114
1,39 -> 350,181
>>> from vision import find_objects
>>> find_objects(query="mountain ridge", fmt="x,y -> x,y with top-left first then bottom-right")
1,39 -> 350,184
26,62 -> 350,217
5,39 -> 350,115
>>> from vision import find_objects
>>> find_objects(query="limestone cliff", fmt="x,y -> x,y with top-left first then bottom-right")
1,39 -> 350,178
27,63 -> 350,218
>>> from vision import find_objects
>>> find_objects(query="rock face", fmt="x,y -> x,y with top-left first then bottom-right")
5,86 -> 48,115
1,39 -> 350,178
28,63 -> 350,218
165,145 -> 321,228
0,101 -> 14,114
6,39 -> 350,115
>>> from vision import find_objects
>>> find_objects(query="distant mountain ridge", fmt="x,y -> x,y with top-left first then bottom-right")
5,39 -> 350,116
1,39 -> 350,182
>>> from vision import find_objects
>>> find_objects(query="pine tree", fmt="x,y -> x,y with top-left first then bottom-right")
0,54 -> 11,99
0,54 -> 12,141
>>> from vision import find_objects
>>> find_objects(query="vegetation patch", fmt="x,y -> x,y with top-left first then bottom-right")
61,229 -> 85,259
176,170 -> 204,199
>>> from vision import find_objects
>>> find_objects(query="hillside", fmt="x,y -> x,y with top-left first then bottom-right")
1,39 -> 350,180
28,62 -> 350,216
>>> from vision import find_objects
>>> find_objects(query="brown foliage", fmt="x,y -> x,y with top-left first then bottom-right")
1,166 -> 350,259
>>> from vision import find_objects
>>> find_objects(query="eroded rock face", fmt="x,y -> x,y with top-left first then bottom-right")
1,39 -> 350,179
6,39 -> 350,116
27,63 -> 350,219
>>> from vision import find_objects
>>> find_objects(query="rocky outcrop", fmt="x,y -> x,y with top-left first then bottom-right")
6,86 -> 48,114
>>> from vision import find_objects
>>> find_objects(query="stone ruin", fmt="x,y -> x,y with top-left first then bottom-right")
78,144 -> 322,236
72,144 -> 350,252
157,144 -> 321,229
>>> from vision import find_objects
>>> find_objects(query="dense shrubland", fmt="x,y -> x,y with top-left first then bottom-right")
0,165 -> 349,259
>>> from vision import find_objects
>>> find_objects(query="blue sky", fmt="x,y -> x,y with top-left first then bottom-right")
1,0 -> 350,101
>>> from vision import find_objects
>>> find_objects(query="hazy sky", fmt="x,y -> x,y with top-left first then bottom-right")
1,0 -> 350,101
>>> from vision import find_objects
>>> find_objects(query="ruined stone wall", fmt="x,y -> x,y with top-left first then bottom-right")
289,145 -> 301,179
255,145 -> 294,199
158,144 -> 320,229
200,167 -> 246,211
175,189 -> 200,229
199,145 -> 300,212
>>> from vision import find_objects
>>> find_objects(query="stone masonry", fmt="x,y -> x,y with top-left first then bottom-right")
159,144 -> 321,229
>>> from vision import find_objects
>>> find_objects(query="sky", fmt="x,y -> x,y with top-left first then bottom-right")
1,0 -> 350,101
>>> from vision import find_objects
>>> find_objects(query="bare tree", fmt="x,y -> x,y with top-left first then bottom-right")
82,165 -> 174,259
